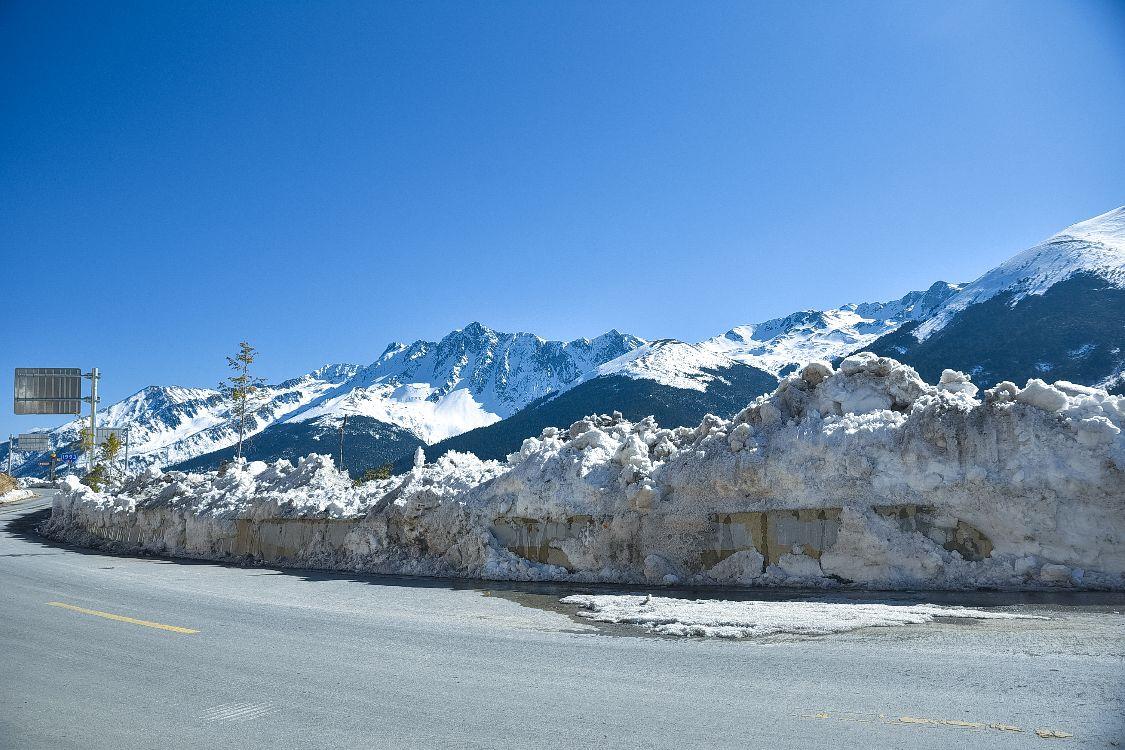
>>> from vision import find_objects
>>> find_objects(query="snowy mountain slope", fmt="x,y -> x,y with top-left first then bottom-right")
2,325 -> 643,477
866,206 -> 1125,388
1,365 -> 360,476
171,415 -> 426,477
914,205 -> 1125,340
280,322 -> 645,442
592,339 -> 750,391
408,340 -> 776,467
700,282 -> 962,376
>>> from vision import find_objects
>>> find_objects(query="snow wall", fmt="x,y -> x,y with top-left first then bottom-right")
44,353 -> 1125,590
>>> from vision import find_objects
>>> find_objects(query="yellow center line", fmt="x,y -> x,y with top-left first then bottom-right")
46,601 -> 199,634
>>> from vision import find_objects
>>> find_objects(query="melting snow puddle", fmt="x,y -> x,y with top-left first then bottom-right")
561,594 -> 1047,638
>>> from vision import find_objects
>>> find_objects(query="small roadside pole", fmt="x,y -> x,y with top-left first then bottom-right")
6,435 -> 12,476
84,368 -> 100,473
338,414 -> 348,474
37,453 -> 58,482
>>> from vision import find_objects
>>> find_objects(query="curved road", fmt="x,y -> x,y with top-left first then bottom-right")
2,491 -> 1123,749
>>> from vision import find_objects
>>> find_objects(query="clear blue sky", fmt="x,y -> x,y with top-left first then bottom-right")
2,0 -> 1124,436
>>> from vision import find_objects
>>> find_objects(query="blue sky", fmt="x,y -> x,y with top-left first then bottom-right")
2,0 -> 1124,437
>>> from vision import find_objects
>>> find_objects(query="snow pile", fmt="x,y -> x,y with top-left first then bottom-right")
0,488 -> 34,505
45,354 -> 1125,590
561,594 -> 1045,638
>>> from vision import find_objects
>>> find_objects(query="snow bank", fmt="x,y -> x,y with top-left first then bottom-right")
0,489 -> 34,505
561,594 -> 1045,638
44,354 -> 1125,590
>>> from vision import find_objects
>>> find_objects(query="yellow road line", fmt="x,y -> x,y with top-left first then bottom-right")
46,602 -> 199,634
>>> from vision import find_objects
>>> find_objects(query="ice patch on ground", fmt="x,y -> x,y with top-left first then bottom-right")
561,594 -> 1046,638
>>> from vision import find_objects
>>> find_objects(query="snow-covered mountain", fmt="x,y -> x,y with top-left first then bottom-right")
699,281 -> 962,376
867,206 -> 1125,390
915,206 -> 1125,340
1,325 -> 645,477
1,365 -> 361,476
407,339 -> 777,467
280,323 -> 645,442
593,339 -> 753,391
6,205 -> 1123,478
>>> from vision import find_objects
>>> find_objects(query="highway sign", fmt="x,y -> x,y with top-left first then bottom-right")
16,433 -> 51,452
14,368 -> 82,415
61,452 -> 77,463
95,427 -> 129,446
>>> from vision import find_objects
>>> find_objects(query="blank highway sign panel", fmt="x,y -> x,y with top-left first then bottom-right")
95,427 -> 128,445
17,434 -> 51,452
14,368 -> 82,415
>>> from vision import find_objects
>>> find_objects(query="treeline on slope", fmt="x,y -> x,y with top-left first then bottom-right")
171,416 -> 425,478
863,274 -> 1125,392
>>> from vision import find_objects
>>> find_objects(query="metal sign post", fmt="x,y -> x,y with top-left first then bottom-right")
85,368 -> 99,473
5,435 -> 11,476
338,414 -> 347,472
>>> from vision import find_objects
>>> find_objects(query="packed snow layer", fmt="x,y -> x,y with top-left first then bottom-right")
45,354 -> 1125,591
561,594 -> 1044,638
915,205 -> 1125,340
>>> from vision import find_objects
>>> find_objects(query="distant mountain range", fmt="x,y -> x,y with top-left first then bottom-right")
4,205 -> 1123,478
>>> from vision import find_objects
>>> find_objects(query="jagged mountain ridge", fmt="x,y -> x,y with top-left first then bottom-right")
405,339 -> 778,468
281,323 -> 645,442
6,204 -> 1123,477
699,281 -> 963,376
1,326 -> 645,476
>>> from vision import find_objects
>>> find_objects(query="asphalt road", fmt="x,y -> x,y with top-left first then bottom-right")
2,491 -> 1123,749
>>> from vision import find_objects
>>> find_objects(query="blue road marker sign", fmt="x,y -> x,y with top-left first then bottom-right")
60,452 -> 78,463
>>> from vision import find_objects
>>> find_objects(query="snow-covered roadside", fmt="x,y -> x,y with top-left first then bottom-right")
0,489 -> 35,505
43,354 -> 1125,591
560,594 -> 1046,638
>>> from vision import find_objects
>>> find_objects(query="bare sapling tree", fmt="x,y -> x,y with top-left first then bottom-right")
220,341 -> 266,461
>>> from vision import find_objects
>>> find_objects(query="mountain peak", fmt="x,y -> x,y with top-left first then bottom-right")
915,205 -> 1125,341
1052,205 -> 1125,248
459,321 -> 493,336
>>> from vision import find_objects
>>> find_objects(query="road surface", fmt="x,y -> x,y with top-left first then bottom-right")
2,491 -> 1123,749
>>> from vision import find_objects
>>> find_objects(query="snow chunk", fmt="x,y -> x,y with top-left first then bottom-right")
561,594 -> 1045,638
1015,379 -> 1068,413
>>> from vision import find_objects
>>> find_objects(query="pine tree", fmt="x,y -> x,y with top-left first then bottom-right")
220,342 -> 266,460
101,431 -> 122,482
79,417 -> 95,460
